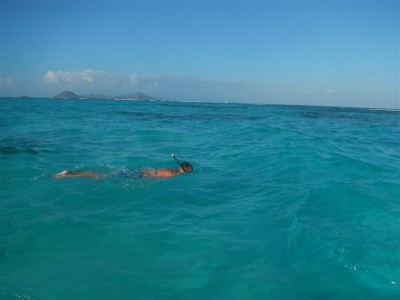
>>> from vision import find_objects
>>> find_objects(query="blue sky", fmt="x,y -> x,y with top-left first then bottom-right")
0,0 -> 398,108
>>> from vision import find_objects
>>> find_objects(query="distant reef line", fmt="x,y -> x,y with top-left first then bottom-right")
53,91 -> 166,101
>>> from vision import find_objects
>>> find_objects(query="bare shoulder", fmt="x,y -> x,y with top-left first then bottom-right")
155,168 -> 178,178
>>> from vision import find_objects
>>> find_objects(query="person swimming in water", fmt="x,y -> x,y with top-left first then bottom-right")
53,161 -> 193,179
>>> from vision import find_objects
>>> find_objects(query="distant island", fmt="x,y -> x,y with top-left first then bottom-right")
53,91 -> 164,101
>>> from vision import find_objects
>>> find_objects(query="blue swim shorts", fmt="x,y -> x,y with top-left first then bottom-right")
117,169 -> 144,178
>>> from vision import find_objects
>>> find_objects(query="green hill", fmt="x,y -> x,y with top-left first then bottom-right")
53,91 -> 81,99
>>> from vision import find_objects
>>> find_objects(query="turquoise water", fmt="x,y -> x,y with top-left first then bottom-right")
1,98 -> 399,299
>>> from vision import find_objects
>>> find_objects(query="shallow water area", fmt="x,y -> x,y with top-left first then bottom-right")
1,98 -> 399,299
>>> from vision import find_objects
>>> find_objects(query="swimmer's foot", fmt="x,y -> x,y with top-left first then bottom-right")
53,170 -> 69,179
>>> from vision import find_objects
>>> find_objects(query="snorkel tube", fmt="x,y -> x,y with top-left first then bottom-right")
171,154 -> 181,166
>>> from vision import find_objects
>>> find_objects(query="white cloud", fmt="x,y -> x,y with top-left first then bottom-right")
0,77 -> 15,87
283,81 -> 295,87
325,88 -> 335,93
130,73 -> 139,85
43,69 -> 242,89
42,71 -> 57,84
41,69 -> 250,101
148,82 -> 159,89
42,69 -> 110,85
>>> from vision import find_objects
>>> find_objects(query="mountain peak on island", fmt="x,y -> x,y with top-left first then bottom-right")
54,91 -> 81,99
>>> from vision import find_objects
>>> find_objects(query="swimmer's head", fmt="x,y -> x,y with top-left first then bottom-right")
178,162 -> 193,173
172,154 -> 193,173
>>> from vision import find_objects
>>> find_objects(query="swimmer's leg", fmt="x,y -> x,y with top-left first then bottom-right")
53,170 -> 69,179
52,170 -> 104,179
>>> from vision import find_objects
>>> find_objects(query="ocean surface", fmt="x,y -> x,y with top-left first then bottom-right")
0,98 -> 399,299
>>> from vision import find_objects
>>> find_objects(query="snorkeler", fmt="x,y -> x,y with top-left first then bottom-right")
53,154 -> 193,179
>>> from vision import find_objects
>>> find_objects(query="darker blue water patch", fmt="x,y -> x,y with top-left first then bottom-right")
295,106 -> 400,126
0,146 -> 38,155
152,101 -> 250,111
0,137 -> 39,155
118,111 -> 263,121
